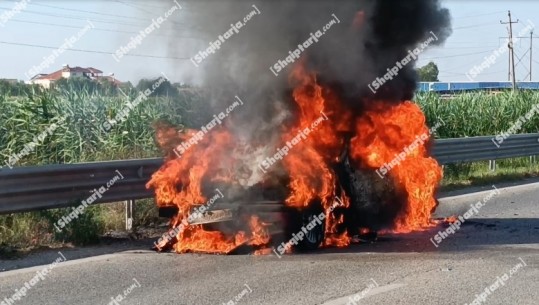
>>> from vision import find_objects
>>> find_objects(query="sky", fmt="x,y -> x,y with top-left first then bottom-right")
421,0 -> 539,83
0,0 -> 538,84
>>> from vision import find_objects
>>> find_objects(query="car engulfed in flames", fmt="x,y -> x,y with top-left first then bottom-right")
146,62 -> 443,255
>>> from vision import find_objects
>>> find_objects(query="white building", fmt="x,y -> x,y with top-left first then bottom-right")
27,65 -> 119,89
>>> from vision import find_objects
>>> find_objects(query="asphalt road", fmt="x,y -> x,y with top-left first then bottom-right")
1,182 -> 538,305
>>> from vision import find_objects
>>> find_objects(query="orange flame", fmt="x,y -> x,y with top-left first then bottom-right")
283,63 -> 353,247
147,60 -> 442,254
350,101 -> 443,232
247,216 -> 271,246
171,216 -> 268,254
174,225 -> 247,254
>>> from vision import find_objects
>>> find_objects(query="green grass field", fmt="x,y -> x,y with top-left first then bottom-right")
416,90 -> 539,188
416,90 -> 539,138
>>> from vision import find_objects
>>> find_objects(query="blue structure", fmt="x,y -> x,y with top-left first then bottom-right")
417,82 -> 539,93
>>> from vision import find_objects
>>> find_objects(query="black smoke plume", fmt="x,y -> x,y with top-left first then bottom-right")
152,0 -> 451,136
145,0 -> 452,211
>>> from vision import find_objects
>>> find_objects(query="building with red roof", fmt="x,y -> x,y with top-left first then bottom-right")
28,65 -> 120,89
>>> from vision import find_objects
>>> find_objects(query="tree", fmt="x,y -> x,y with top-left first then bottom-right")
0,80 -> 40,96
53,77 -> 122,96
54,77 -> 100,93
417,61 -> 439,82
135,78 -> 178,97
118,81 -> 133,92
96,78 -> 118,96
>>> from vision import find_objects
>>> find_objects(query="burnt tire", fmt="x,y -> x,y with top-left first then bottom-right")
294,201 -> 325,252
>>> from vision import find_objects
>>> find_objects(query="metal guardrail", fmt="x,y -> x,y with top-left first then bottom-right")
432,133 -> 539,165
1,133 -> 538,215
0,159 -> 162,214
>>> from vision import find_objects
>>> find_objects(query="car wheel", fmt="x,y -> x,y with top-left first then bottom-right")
295,201 -> 325,251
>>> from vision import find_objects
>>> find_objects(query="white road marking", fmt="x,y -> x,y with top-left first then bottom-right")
321,283 -> 406,305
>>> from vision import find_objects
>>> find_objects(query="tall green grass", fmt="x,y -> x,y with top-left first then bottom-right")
3,89 -> 538,165
416,90 -> 539,188
416,90 -> 539,138
0,87 -> 209,166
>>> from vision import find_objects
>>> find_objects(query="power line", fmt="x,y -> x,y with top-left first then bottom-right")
115,0 -> 162,14
453,23 -> 493,30
0,6 -> 146,27
475,70 -> 507,75
7,17 -> 202,40
114,0 -> 169,10
439,45 -> 500,50
438,70 -> 466,76
2,0 -> 150,22
0,40 -> 189,60
0,4 -> 203,33
421,50 -> 493,60
441,69 -> 506,76
453,10 -> 506,20
444,41 -> 499,45
0,6 -> 169,28
113,0 -> 202,31
502,34 -> 539,81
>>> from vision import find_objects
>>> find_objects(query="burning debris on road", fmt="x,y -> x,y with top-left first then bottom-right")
146,0 -> 452,254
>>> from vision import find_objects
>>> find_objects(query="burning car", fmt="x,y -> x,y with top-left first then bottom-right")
146,0 -> 450,255
148,92 -> 441,254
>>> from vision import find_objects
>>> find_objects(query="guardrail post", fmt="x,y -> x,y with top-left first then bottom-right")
125,200 -> 134,232
489,160 -> 497,171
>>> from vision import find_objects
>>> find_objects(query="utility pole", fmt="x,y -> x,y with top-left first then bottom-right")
501,10 -> 519,89
508,45 -> 511,82
500,32 -> 539,82
531,30 -> 533,81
